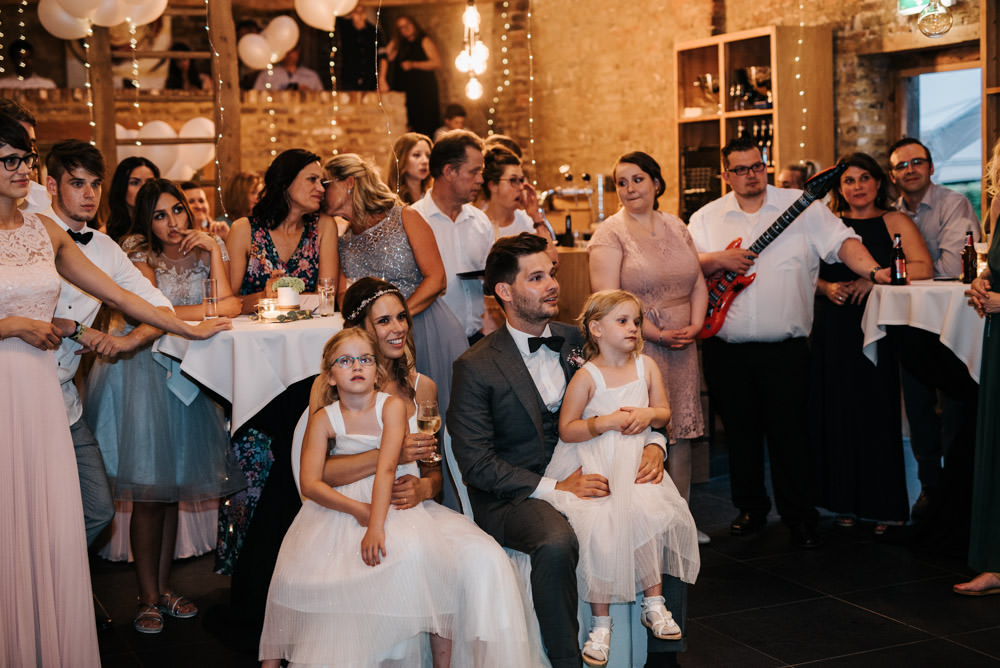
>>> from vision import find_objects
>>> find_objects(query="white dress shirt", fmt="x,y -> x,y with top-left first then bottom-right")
412,191 -> 494,337
253,65 -> 323,91
895,183 -> 979,278
689,185 -> 859,343
51,209 -> 172,424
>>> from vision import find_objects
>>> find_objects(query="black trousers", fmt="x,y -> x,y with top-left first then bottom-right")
702,336 -> 817,525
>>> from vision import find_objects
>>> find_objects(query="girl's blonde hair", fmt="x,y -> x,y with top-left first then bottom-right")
577,289 -> 645,360
318,328 -> 385,406
324,153 -> 399,225
986,138 -> 1000,200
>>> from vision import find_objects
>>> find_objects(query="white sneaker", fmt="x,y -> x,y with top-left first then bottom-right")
698,529 -> 711,545
582,624 -> 611,667
641,598 -> 682,640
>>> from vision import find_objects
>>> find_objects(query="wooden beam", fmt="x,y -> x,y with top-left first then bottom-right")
209,0 -> 241,194
89,27 -> 117,172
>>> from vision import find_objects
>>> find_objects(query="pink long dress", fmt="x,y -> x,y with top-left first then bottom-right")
0,213 -> 100,666
589,210 -> 705,439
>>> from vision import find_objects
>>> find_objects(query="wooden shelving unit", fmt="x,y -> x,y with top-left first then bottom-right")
674,25 -> 834,220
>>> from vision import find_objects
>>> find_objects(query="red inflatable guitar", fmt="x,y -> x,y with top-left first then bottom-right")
698,162 -> 848,338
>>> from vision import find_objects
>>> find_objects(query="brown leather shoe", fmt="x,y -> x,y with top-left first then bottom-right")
730,511 -> 767,535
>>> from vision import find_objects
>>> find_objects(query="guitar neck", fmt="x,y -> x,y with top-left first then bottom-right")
746,191 -> 818,255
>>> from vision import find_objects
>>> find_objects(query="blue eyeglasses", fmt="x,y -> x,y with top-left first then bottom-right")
332,354 -> 377,368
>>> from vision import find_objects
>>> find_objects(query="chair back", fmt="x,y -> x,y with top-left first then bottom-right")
290,407 -> 309,496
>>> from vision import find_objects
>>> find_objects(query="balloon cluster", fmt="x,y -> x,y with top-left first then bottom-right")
38,0 -> 167,40
116,117 -> 215,182
237,15 -> 300,71
293,0 -> 359,33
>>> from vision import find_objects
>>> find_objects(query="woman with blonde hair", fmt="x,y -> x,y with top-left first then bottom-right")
385,132 -> 432,205
323,154 -> 467,467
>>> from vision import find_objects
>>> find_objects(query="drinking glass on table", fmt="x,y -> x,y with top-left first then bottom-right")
317,277 -> 336,316
202,278 -> 219,319
416,400 -> 442,463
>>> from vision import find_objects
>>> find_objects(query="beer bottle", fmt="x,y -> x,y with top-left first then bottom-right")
962,230 -> 977,283
890,233 -> 907,285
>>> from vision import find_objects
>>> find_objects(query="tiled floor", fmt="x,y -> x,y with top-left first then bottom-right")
93,445 -> 1000,667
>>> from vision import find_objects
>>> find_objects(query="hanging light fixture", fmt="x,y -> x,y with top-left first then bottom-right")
916,0 -> 953,38
455,1 -> 488,99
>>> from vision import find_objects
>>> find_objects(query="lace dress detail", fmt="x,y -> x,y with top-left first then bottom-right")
0,212 -> 102,665
240,216 -> 320,295
127,234 -> 230,305
339,206 -> 421,297
589,210 -> 705,440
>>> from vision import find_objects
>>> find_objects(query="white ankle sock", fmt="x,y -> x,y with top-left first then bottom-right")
592,615 -> 612,630
642,595 -> 665,609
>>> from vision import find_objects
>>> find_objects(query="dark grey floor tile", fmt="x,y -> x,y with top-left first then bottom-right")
752,539 -> 950,595
679,620 -> 785,668
841,575 -> 1000,636
697,597 -> 930,665
798,638 -> 1000,667
135,641 -> 256,668
688,558 -> 821,618
950,626 -> 1000,660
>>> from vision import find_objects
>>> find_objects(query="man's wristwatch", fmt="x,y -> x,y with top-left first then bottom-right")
68,321 -> 87,342
869,266 -> 883,282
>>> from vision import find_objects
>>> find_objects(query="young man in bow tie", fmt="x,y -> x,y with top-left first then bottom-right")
449,233 -> 684,668
46,140 -> 173,555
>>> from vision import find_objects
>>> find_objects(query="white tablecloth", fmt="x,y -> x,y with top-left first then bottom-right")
861,280 -> 984,383
154,313 -> 344,433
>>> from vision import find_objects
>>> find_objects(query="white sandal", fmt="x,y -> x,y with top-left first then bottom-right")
582,624 -> 611,667
641,598 -> 682,640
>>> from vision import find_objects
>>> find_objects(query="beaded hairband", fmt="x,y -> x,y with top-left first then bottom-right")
346,287 -> 403,323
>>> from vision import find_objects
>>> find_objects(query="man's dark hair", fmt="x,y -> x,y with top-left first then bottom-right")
721,137 -> 760,169
0,112 -> 32,153
888,137 -> 933,166
429,129 -> 482,179
45,139 -> 104,183
0,98 -> 36,128
443,103 -> 467,120
484,232 -> 548,302
179,180 -> 201,191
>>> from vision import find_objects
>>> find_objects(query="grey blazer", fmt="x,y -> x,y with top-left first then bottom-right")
447,321 -> 582,543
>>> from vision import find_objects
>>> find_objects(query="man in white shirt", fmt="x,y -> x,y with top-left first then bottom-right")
689,138 -> 889,548
411,130 -> 494,342
253,45 -> 323,91
888,138 -> 981,523
45,140 -> 173,548
181,180 -> 212,230
449,234 -> 680,668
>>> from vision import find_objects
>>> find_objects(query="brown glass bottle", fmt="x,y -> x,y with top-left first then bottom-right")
962,230 -> 977,284
890,233 -> 907,285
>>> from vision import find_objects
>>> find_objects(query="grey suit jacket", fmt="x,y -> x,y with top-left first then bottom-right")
447,321 -> 582,543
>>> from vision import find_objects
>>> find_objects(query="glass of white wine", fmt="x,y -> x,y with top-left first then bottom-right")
416,400 -> 442,464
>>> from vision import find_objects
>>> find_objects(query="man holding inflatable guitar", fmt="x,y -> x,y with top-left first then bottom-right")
689,138 -> 891,548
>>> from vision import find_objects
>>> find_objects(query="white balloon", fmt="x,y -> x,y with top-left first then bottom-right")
164,161 -> 195,182
238,34 -> 274,70
91,0 -> 129,27
137,121 -> 178,176
115,126 -> 140,163
263,15 -> 300,56
55,0 -> 101,19
37,0 -> 91,40
126,0 -> 168,27
295,0 -> 336,32
178,117 -> 216,170
331,0 -> 359,17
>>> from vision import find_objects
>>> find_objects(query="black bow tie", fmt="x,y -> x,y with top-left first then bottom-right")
67,229 -> 93,245
527,335 -> 564,353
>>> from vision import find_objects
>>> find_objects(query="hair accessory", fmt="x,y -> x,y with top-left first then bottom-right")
346,287 -> 403,323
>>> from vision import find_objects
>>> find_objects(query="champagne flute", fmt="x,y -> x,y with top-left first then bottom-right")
416,400 -> 442,464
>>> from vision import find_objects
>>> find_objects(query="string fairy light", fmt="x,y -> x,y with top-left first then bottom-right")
204,0 -> 227,218
83,27 -> 96,144
0,9 -> 7,76
487,1 -> 511,135
327,24 -> 339,155
374,0 -> 399,192
526,0 -> 536,185
15,0 -> 25,81
128,18 -> 143,152
264,61 -> 277,157
794,5 -> 808,164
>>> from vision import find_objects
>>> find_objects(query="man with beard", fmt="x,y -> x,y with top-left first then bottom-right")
689,137 -> 889,548
449,233 -> 682,667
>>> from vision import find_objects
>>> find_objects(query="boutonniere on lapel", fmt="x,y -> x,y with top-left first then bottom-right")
566,347 -> 586,370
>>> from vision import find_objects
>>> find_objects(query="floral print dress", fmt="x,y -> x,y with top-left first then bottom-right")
239,216 -> 321,295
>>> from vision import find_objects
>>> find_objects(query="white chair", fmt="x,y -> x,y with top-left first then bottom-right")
443,428 -> 648,668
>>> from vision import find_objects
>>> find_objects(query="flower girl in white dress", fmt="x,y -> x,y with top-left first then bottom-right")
544,290 -> 701,667
260,328 -> 455,667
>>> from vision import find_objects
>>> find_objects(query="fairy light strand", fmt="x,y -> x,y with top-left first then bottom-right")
487,1 -> 511,135
328,26 -> 339,155
796,7 -> 807,161
265,61 -> 276,156
83,27 -> 96,144
129,18 -> 143,149
527,0 -> 536,185
0,9 -> 7,75
204,0 -> 226,218
374,0 -> 397,190
15,0 -> 26,80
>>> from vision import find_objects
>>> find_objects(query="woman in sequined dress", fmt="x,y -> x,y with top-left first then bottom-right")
323,153 -> 467,416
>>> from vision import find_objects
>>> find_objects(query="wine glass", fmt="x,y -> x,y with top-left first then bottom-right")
416,400 -> 442,464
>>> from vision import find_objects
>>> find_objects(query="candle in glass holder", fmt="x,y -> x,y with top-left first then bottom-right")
257,298 -> 280,321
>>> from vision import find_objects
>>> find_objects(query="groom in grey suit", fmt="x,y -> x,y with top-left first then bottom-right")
449,233 -> 684,668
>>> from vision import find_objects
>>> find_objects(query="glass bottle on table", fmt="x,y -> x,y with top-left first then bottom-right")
890,233 -> 907,285
962,230 -> 977,284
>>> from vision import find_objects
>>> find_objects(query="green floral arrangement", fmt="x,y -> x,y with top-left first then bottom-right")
249,308 -> 313,323
274,276 -> 306,293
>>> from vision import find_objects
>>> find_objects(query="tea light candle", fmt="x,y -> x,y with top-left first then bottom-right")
257,298 -> 280,321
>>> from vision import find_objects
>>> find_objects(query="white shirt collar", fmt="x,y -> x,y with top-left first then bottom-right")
506,321 -> 555,357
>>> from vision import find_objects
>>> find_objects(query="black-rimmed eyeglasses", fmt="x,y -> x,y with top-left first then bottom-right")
0,152 -> 37,172
726,161 -> 766,177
